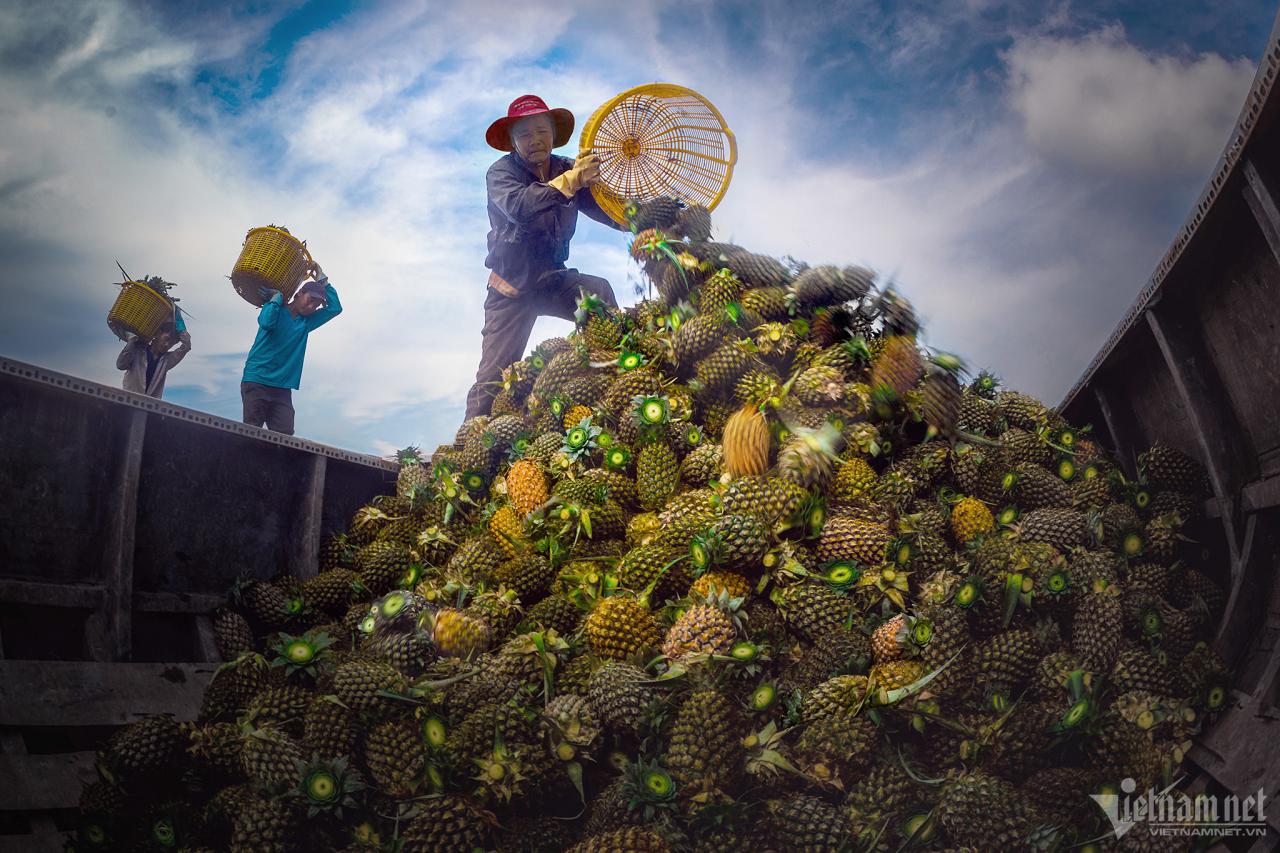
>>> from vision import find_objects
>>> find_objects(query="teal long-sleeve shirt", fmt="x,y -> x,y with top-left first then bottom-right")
242,281 -> 342,390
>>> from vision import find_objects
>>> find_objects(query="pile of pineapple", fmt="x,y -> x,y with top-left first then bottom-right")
76,200 -> 1232,852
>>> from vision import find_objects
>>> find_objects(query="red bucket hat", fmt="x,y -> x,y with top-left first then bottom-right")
485,94 -> 574,152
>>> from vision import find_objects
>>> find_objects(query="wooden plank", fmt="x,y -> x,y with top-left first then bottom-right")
0,579 -> 105,610
1243,158 -> 1280,267
1244,473 -> 1280,512
288,454 -> 327,580
0,661 -> 211,726
0,751 -> 95,811
86,408 -> 146,662
133,590 -> 223,614
0,835 -> 66,853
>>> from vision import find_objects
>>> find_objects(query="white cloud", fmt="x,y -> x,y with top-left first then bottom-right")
1006,25 -> 1256,182
0,0 -> 1265,452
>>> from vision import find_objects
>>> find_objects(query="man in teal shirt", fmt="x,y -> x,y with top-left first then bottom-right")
241,265 -> 342,435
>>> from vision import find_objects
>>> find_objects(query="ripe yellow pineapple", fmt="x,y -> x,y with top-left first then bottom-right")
506,459 -> 548,517
950,496 -> 994,544
488,505 -> 532,558
584,595 -> 662,660
564,404 -> 594,429
722,405 -> 770,476
689,571 -> 753,601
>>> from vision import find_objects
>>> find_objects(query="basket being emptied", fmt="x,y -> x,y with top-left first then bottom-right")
579,83 -> 737,227
231,225 -> 314,307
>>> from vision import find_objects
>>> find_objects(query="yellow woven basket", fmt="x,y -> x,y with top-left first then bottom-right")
230,226 -> 314,306
107,281 -> 174,342
579,83 -> 737,226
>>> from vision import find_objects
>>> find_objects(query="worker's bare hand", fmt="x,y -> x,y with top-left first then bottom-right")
309,262 -> 326,281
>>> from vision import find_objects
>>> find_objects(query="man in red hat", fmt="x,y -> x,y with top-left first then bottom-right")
465,94 -> 625,419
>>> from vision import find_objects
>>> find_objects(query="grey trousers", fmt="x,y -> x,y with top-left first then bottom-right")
242,381 -> 296,435
465,269 -> 618,419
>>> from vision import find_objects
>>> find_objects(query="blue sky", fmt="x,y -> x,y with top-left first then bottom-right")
0,0 -> 1275,456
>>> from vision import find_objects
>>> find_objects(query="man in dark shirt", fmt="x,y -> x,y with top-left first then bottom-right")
465,94 -> 626,419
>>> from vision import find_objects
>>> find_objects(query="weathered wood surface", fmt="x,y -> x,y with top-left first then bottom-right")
0,751 -> 96,811
0,661 -> 211,726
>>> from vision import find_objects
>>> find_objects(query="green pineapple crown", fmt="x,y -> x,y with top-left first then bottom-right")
622,756 -> 678,820
290,754 -> 364,817
970,369 -> 1000,399
574,289 -> 610,325
270,629 -> 336,682
395,445 -> 424,466
561,416 -> 602,461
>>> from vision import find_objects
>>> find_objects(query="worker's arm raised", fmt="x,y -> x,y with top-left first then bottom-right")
257,288 -> 283,330
306,281 -> 343,331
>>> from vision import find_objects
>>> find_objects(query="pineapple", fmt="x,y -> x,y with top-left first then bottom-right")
936,771 -> 1037,848
636,441 -> 680,510
790,264 -> 873,308
584,595 -> 662,660
722,405 -> 770,476
506,459 -> 548,516
815,514 -> 892,565
395,446 -> 432,499
688,570 -> 752,601
765,794 -> 851,851
949,496 -> 994,544
213,608 -> 254,661
332,657 -> 406,713
666,689 -> 744,797
400,794 -> 491,852
587,662 -> 654,737
430,607 -> 492,658
771,583 -> 853,641
662,599 -> 738,659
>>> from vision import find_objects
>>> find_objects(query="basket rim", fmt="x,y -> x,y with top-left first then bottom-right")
578,82 -> 738,225
242,226 -> 315,267
117,279 -> 173,304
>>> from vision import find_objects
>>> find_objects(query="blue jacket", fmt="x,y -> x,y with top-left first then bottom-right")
242,281 -> 342,389
485,153 -> 623,293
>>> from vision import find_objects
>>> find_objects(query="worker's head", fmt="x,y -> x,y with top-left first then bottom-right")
511,113 -> 555,168
150,322 -> 177,352
485,95 -> 574,154
291,281 -> 327,316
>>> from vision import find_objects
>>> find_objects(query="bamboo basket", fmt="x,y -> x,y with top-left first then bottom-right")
107,281 -> 174,342
579,83 -> 737,226
230,226 -> 314,307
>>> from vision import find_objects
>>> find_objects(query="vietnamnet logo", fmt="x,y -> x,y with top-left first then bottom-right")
1090,777 -> 1268,839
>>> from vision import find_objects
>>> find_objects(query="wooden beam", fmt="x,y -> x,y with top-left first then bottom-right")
1092,385 -> 1139,477
0,661 -> 211,726
289,454 -> 327,580
1243,158 -> 1280,267
86,408 -> 146,662
1145,307 -> 1254,516
0,751 -> 95,811
0,579 -> 105,609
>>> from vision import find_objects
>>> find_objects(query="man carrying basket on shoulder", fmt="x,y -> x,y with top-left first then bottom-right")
241,264 -> 342,435
464,94 -> 626,419
117,312 -> 191,399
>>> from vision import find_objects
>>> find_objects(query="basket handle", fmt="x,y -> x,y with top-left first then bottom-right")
300,239 -> 317,276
